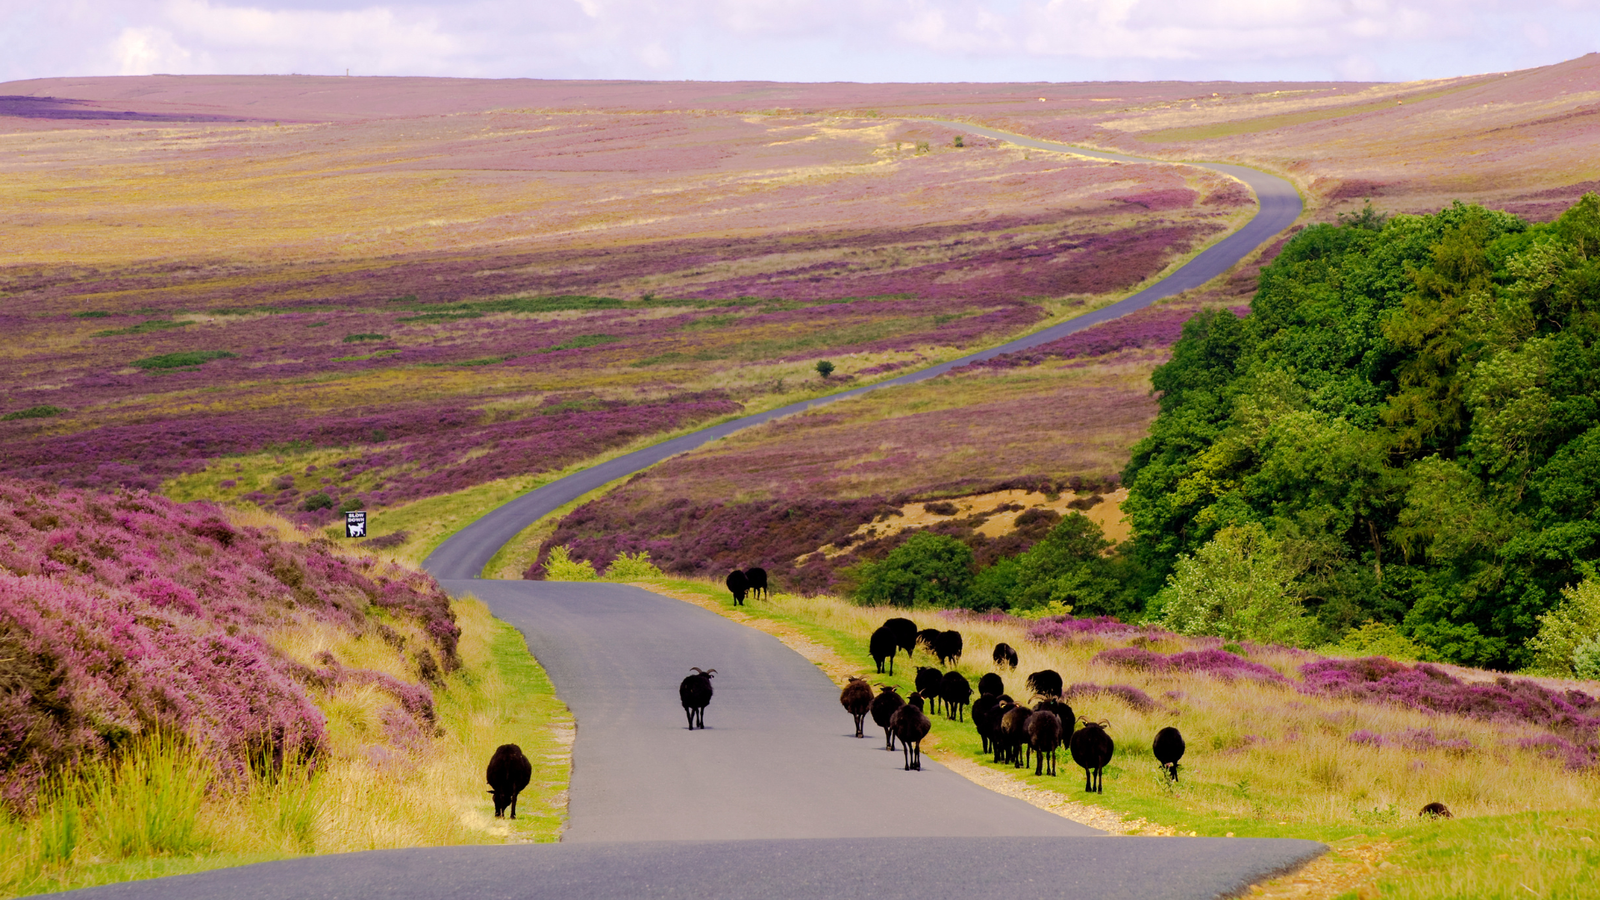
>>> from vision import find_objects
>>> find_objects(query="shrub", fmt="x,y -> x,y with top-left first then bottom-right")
301,493 -> 334,512
1154,524 -> 1318,647
1,406 -> 65,421
1528,575 -> 1600,676
542,545 -> 598,581
341,333 -> 387,343
853,532 -> 974,608
604,550 -> 664,581
815,360 -> 835,379
337,497 -> 364,514
130,351 -> 236,370
1325,620 -> 1427,662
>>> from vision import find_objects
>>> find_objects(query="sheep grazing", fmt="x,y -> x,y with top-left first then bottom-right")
939,670 -> 973,722
883,617 -> 919,658
914,666 -> 945,715
1153,726 -> 1186,782
889,691 -> 932,771
1420,802 -> 1453,819
935,630 -> 964,666
485,743 -> 533,819
1026,669 -> 1064,698
999,703 -> 1034,768
971,692 -> 1006,754
869,625 -> 900,675
744,566 -> 769,601
1026,709 -> 1064,776
977,672 -> 1004,698
725,570 -> 748,606
840,676 -> 874,738
1070,719 -> 1114,793
915,628 -> 943,658
871,684 -> 905,751
992,642 -> 1019,669
679,667 -> 716,729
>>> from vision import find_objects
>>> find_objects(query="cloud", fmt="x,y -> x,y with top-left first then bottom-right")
2,0 -> 1597,84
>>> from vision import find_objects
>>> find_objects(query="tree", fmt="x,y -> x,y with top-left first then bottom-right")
815,360 -> 835,379
854,532 -> 974,608
1155,523 -> 1319,647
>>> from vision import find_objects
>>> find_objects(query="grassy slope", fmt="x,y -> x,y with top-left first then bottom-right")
3,598 -> 570,898
619,576 -> 1600,900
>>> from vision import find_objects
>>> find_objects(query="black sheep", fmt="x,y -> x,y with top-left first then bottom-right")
870,684 -> 905,751
1035,697 -> 1076,753
914,666 -> 944,716
935,630 -> 964,666
1026,710 -> 1064,776
890,692 -> 932,771
986,698 -> 1017,763
1420,802 -> 1453,819
725,570 -> 748,606
971,693 -> 1005,754
679,666 -> 716,729
869,625 -> 900,675
1153,726 -> 1186,782
999,703 -> 1033,768
1026,669 -> 1063,698
744,567 -> 769,601
485,743 -> 533,819
1071,719 -> 1114,793
840,676 -> 874,738
915,628 -> 943,658
883,617 -> 918,658
977,672 -> 1004,697
992,642 -> 1019,669
939,670 -> 972,722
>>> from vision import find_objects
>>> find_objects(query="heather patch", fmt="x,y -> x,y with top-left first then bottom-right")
1062,681 -> 1162,712
1094,646 -> 1289,683
0,478 -> 459,813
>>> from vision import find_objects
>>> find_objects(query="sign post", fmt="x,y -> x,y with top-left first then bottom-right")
344,510 -> 367,538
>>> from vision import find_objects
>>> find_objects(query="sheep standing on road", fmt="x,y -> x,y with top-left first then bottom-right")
745,567 -> 769,601
1071,719 -> 1114,793
486,744 -> 533,819
993,642 -> 1018,669
869,625 -> 900,675
840,676 -> 874,738
939,670 -> 972,722
1153,726 -> 1186,782
725,571 -> 748,606
679,667 -> 716,729
871,684 -> 905,751
890,692 -> 932,771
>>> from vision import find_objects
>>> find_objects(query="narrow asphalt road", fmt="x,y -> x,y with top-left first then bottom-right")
421,126 -> 1302,581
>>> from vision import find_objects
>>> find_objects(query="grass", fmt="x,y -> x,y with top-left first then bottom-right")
129,351 -> 237,370
608,575 -> 1600,900
0,598 -> 571,897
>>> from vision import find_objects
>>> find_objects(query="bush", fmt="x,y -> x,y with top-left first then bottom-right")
1529,575 -> 1600,676
341,333 -> 387,343
853,532 -> 974,608
1,406 -> 65,421
1325,620 -> 1427,662
337,497 -> 364,514
604,550 -> 664,581
1154,523 -> 1319,647
542,545 -> 598,581
815,360 -> 835,379
301,492 -> 334,512
130,351 -> 236,370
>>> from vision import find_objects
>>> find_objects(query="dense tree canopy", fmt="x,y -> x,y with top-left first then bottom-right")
1123,196 -> 1600,669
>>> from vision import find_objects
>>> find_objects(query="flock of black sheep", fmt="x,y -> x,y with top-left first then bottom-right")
851,617 -> 1183,786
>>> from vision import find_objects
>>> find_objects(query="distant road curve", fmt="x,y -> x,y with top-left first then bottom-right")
424,127 -> 1301,580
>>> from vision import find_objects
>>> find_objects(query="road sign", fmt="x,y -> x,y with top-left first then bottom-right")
345,510 -> 367,538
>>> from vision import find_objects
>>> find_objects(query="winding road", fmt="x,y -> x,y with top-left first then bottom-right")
53,127 -> 1317,900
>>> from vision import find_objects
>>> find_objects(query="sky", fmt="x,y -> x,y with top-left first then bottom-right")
1,0 -> 1596,86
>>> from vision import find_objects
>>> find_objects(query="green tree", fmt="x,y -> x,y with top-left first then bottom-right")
1154,523 -> 1319,647
854,532 -> 974,608
1010,513 -> 1125,616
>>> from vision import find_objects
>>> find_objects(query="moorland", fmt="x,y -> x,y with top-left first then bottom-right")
3,56 -> 1600,898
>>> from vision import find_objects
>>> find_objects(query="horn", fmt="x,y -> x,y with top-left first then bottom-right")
690,667 -> 704,674
705,668 -> 717,675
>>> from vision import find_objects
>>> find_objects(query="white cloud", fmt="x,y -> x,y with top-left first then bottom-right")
111,25 -> 200,75
2,0 -> 1598,84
